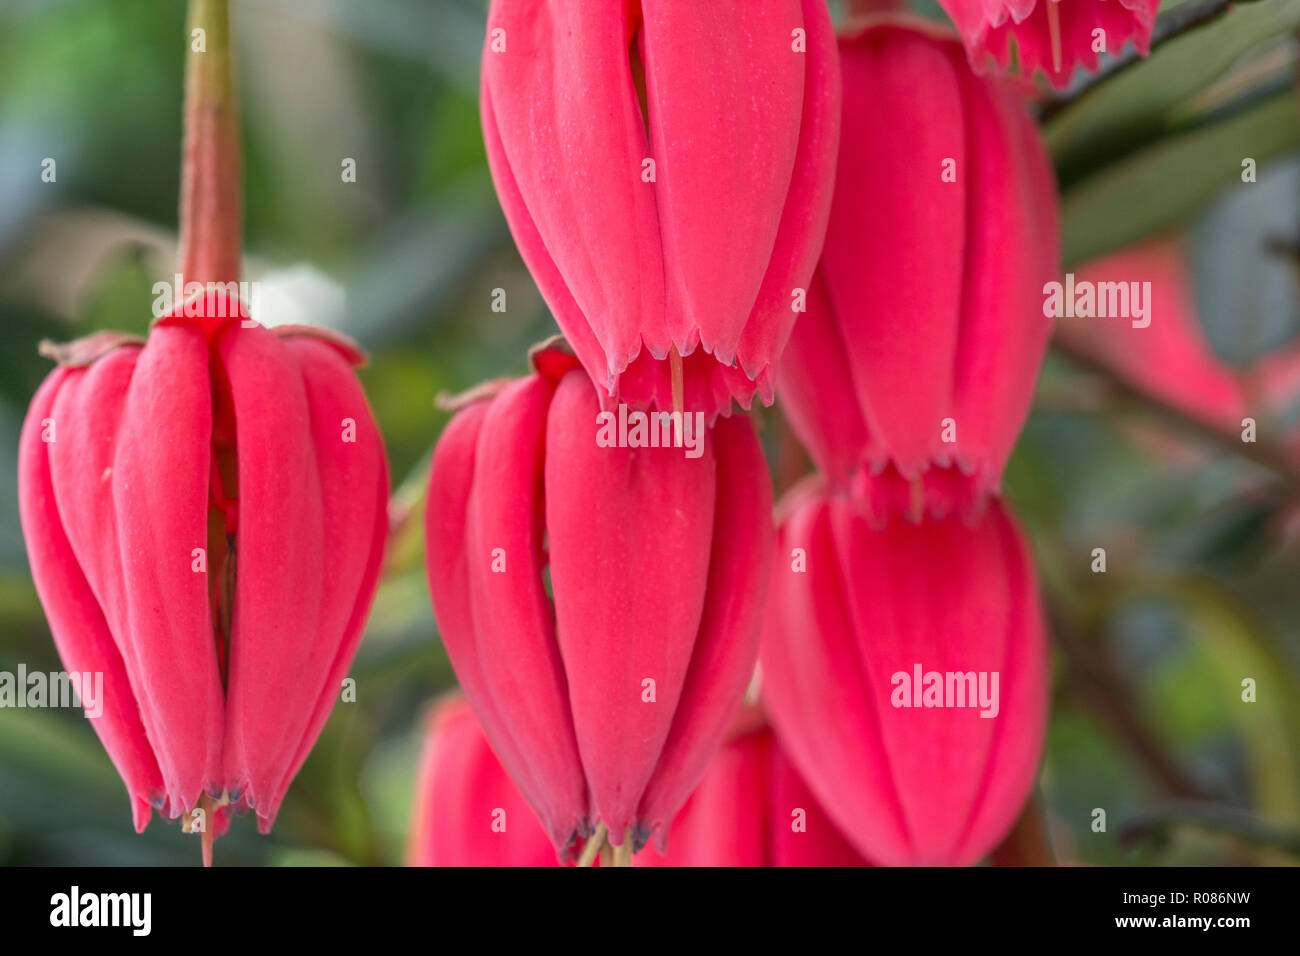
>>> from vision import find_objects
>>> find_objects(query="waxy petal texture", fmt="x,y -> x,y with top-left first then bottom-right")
424,348 -> 773,856
937,0 -> 1159,89
546,371 -> 717,843
18,297 -> 389,837
640,727 -> 871,867
760,481 -> 1048,865
409,697 -> 867,867
408,698 -> 561,867
482,0 -> 840,419
779,20 -> 1059,521
424,397 -> 587,851
19,370 -> 166,831
221,329 -> 390,830
43,326 -> 223,819
635,413 -> 774,850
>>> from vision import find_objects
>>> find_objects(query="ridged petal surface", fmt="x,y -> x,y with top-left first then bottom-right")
636,413 -> 772,847
19,369 -> 167,830
761,484 -> 1047,865
545,369 -> 716,843
45,326 -> 223,818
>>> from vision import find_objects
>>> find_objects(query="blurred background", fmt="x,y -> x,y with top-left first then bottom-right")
0,0 -> 1297,865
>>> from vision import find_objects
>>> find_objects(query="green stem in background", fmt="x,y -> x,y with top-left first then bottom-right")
1050,336 -> 1300,497
1119,803 -> 1300,858
1049,603 -> 1216,802
844,0 -> 907,17
179,0 -> 242,291
1041,0 -> 1264,121
991,793 -> 1055,866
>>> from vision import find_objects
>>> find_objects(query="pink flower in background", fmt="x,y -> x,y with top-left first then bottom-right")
409,697 -> 867,867
1057,238 -> 1300,439
423,345 -> 773,858
1058,239 -> 1246,430
937,0 -> 1160,89
408,697 -> 560,867
18,293 -> 389,849
760,478 -> 1048,866
481,0 -> 841,419
639,723 -> 870,868
778,19 -> 1059,523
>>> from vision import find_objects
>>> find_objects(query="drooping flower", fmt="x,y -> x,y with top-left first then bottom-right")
1056,238 -> 1274,434
759,477 -> 1048,866
423,344 -> 773,857
480,0 -> 841,419
936,0 -> 1160,89
408,696 -> 560,867
778,18 -> 1059,522
18,292 -> 389,846
639,719 -> 870,867
409,696 -> 866,867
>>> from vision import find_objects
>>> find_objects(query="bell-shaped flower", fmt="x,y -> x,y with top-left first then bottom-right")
409,696 -> 866,867
779,18 -> 1059,522
481,0 -> 841,419
408,696 -> 561,867
424,344 -> 772,857
936,0 -> 1160,89
759,478 -> 1048,865
640,718 -> 870,867
18,292 -> 389,847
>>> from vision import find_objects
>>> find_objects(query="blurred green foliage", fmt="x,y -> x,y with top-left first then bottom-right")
0,0 -> 1297,865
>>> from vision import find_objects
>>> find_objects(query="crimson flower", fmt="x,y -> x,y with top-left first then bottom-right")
779,18 -> 1060,522
424,344 -> 772,857
19,293 -> 389,849
937,0 -> 1160,89
760,478 -> 1048,865
481,0 -> 841,419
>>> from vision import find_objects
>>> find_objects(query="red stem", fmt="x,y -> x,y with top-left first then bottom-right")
178,0 -> 242,293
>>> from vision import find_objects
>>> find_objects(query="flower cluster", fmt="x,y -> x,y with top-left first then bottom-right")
22,0 -> 1168,865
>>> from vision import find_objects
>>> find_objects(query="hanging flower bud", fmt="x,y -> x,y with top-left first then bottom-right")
481,0 -> 841,419
18,292 -> 389,845
759,478 -> 1048,866
409,696 -> 866,867
936,0 -> 1160,89
423,344 -> 773,858
639,721 -> 870,867
408,697 -> 561,867
778,19 -> 1059,522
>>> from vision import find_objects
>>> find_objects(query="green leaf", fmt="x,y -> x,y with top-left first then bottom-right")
1047,0 -> 1300,184
1062,91 -> 1300,265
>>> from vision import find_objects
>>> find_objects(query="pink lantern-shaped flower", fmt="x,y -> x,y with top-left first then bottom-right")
18,293 -> 389,849
760,478 -> 1048,865
778,18 -> 1060,523
409,696 -> 867,867
481,0 -> 841,419
424,345 -> 773,858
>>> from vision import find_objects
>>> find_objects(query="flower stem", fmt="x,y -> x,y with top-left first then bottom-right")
1051,337 -> 1300,495
576,821 -> 607,867
669,346 -> 684,416
990,793 -> 1054,866
1045,0 -> 1062,76
178,0 -> 242,292
198,793 -> 218,867
612,832 -> 633,867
